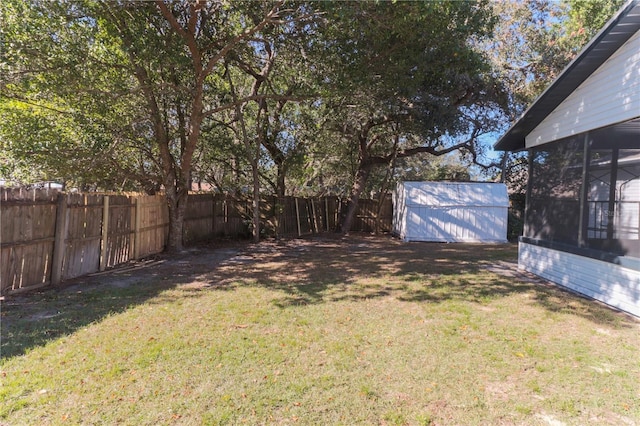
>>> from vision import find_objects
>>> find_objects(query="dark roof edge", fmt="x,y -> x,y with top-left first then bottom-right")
494,0 -> 640,152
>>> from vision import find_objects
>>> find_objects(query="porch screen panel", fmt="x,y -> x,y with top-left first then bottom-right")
526,138 -> 584,245
587,150 -> 615,240
615,150 -> 640,242
587,148 -> 640,257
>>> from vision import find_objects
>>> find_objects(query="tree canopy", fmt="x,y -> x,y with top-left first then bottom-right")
0,0 -> 626,244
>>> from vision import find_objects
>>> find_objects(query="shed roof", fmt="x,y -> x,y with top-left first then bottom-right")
494,0 -> 640,151
400,182 -> 509,208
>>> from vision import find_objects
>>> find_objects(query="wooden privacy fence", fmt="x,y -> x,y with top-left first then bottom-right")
1,188 -> 392,295
0,190 -> 170,295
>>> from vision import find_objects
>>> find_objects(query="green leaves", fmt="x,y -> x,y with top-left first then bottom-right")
5,0 -> 603,204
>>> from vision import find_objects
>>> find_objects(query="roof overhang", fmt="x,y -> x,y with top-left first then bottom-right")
494,0 -> 640,152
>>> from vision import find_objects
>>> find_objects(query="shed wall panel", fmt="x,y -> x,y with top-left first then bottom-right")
393,182 -> 509,243
519,242 -> 640,317
526,30 -> 640,148
404,207 -> 507,242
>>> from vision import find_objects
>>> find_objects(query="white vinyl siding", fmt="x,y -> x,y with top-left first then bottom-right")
519,242 -> 640,317
393,182 -> 508,243
526,30 -> 640,148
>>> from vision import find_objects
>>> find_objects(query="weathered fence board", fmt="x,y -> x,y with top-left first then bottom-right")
279,196 -> 298,236
1,188 -> 393,295
184,194 -> 215,244
105,196 -> 134,268
353,197 -> 393,233
213,196 -> 248,237
62,194 -> 103,280
135,195 -> 168,258
0,189 -> 58,293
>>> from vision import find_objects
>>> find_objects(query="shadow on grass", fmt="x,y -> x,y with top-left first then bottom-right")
0,245 -> 242,360
204,236 -> 520,307
203,234 -> 636,328
1,281 -> 173,359
2,235 -> 635,360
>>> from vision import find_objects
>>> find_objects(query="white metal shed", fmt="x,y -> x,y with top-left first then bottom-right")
393,181 -> 509,243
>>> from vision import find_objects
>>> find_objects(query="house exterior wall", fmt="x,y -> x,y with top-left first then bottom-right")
519,241 -> 640,317
525,30 -> 640,149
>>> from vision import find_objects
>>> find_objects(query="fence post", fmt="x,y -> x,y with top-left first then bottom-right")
295,197 -> 302,237
51,193 -> 69,285
307,199 -> 315,234
311,198 -> 319,233
133,196 -> 142,259
99,195 -> 110,271
223,197 -> 228,236
211,193 -> 216,236
325,197 -> 330,231
272,196 -> 280,238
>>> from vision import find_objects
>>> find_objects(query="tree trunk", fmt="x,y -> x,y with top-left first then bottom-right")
375,133 -> 399,234
341,164 -> 371,234
164,175 -> 189,253
274,162 -> 287,238
276,161 -> 286,200
250,158 -> 261,243
499,151 -> 509,183
163,107 -> 199,253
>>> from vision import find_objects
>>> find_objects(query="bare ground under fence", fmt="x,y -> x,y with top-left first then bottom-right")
0,188 -> 392,295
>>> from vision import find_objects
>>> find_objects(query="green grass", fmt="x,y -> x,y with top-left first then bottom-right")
1,235 -> 639,425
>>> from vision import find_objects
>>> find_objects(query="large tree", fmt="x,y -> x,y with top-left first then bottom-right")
2,0 -> 298,251
4,0 -> 623,244
0,0 -> 138,190
312,1 -> 506,232
96,1 -> 294,251
489,0 -> 624,120
489,0 -> 625,190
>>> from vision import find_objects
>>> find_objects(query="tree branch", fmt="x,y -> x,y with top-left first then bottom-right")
367,139 -> 473,167
200,1 -> 284,82
1,95 -> 75,116
155,1 -> 203,75
202,93 -> 315,118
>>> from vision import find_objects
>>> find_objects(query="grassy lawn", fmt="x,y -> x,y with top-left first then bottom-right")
1,235 -> 639,425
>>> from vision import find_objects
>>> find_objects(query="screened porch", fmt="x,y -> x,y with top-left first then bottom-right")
523,118 -> 640,261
